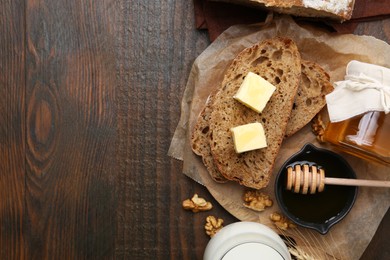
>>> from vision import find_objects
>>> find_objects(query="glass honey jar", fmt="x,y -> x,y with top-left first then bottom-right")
323,111 -> 390,165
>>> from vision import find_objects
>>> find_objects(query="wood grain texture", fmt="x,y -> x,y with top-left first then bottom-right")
28,0 -> 116,256
354,19 -> 390,41
0,1 -> 26,259
114,1 -> 225,259
4,0 -> 117,259
0,0 -> 389,259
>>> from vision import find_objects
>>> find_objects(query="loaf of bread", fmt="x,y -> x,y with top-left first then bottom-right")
285,60 -> 334,137
213,0 -> 355,21
208,37 -> 301,189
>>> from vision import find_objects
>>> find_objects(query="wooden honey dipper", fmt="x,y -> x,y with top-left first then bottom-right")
286,164 -> 390,194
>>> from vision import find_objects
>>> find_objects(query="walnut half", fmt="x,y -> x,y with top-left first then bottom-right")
205,216 -> 224,237
270,212 -> 296,230
182,194 -> 213,213
311,113 -> 326,143
243,190 -> 273,212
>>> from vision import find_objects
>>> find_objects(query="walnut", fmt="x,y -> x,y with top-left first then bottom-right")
311,113 -> 326,143
182,194 -> 212,212
243,190 -> 273,212
205,216 -> 224,237
270,212 -> 296,230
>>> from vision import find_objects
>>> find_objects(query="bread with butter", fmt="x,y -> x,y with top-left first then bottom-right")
191,59 -> 333,185
209,37 -> 301,189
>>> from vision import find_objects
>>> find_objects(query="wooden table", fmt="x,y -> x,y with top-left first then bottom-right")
0,1 -> 389,259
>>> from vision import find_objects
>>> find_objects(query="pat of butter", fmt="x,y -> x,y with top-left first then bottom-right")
233,72 -> 276,113
231,122 -> 267,153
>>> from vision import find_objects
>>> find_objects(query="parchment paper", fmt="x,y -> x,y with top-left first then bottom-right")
168,15 -> 390,260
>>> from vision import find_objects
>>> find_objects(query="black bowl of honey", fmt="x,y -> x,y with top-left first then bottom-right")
275,143 -> 358,235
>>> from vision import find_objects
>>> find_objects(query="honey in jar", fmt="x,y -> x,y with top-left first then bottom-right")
323,111 -> 390,165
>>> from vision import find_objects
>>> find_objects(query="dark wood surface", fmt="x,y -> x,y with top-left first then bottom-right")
0,1 -> 389,259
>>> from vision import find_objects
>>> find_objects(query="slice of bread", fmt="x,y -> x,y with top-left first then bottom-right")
285,60 -> 334,137
191,94 -> 228,183
208,37 -> 301,189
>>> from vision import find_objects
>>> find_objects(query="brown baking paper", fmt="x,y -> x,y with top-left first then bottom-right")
168,15 -> 390,260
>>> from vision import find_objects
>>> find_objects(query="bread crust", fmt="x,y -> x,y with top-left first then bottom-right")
191,93 -> 228,183
209,37 -> 301,189
213,0 -> 356,21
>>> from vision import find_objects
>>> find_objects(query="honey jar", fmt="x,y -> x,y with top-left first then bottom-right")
323,111 -> 390,165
